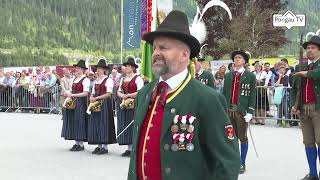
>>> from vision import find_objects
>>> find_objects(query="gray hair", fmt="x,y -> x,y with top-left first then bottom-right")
176,40 -> 191,59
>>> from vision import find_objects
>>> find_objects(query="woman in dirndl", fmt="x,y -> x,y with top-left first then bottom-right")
61,60 -> 90,151
87,58 -> 116,155
117,57 -> 144,157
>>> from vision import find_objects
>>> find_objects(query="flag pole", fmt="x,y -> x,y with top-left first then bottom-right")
120,0 -> 123,64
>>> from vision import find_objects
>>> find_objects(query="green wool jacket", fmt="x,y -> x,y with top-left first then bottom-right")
196,70 -> 215,89
127,74 -> 240,180
291,59 -> 320,110
222,70 -> 256,114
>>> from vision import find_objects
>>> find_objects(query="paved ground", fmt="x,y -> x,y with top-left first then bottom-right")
0,113 -> 312,180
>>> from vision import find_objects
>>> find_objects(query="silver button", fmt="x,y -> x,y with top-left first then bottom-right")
147,136 -> 150,140
170,108 -> 176,114
165,167 -> 171,174
144,162 -> 147,167
144,176 -> 148,180
150,123 -> 153,127
144,149 -> 148,153
164,144 -> 170,151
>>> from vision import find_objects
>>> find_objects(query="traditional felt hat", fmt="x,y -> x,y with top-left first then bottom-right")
123,57 -> 138,69
95,58 -> 109,69
252,60 -> 263,66
231,50 -> 250,63
73,60 -> 88,69
196,44 -> 208,62
302,35 -> 320,49
142,10 -> 200,59
196,55 -> 205,61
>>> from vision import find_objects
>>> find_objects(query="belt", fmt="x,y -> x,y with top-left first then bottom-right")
228,104 -> 237,112
302,104 -> 315,115
228,104 -> 238,118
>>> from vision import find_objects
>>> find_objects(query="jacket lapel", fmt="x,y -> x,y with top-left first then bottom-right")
303,62 -> 308,71
160,75 -> 192,140
315,59 -> 320,68
134,81 -> 157,129
229,71 -> 234,86
161,103 -> 177,140
239,70 -> 247,84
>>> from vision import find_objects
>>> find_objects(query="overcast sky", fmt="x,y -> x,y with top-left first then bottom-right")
158,0 -> 173,14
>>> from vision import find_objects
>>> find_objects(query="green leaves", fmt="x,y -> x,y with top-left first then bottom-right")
0,0 -> 121,66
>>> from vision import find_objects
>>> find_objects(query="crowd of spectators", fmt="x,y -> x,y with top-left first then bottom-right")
0,59 -> 299,126
0,66 -> 59,112
208,58 -> 298,126
0,64 -> 128,114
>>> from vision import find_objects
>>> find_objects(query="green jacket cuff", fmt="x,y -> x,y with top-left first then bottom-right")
247,107 -> 255,114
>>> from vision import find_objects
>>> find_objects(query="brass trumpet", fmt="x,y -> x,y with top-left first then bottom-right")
63,97 -> 76,110
88,100 -> 103,112
120,98 -> 135,110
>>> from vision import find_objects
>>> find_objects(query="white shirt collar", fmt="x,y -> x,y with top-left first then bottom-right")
79,74 -> 86,79
197,69 -> 204,76
234,67 -> 245,74
308,58 -> 319,65
159,68 -> 188,90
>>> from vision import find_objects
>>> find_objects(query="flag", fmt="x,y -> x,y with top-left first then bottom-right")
140,0 -> 158,81
140,0 -> 173,81
141,42 -> 154,81
122,0 -> 141,49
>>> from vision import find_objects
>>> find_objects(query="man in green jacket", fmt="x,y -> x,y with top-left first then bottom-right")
195,56 -> 215,89
291,35 -> 320,180
127,10 -> 240,180
223,49 -> 256,174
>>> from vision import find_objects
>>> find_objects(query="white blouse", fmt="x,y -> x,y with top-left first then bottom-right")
253,71 -> 268,81
118,75 -> 144,92
73,75 -> 90,92
91,77 -> 114,95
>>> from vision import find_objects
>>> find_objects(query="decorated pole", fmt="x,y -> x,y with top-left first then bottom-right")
189,0 -> 232,77
305,28 -> 320,40
294,33 -> 304,111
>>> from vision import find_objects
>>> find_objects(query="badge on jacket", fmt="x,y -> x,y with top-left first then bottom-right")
225,124 -> 235,140
171,114 -> 196,152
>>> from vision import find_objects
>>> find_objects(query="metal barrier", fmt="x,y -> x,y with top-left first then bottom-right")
0,83 -> 302,123
254,86 -> 300,124
0,85 -> 14,111
0,84 -> 61,114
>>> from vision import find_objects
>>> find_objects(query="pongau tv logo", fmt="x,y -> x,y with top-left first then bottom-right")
273,10 -> 305,29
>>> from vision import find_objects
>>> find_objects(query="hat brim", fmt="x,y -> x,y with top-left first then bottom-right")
197,58 -> 205,62
94,65 -> 109,69
302,42 -> 320,49
253,63 -> 263,67
252,61 -> 262,66
142,29 -> 200,59
123,63 -> 138,69
73,64 -> 88,69
231,51 -> 249,63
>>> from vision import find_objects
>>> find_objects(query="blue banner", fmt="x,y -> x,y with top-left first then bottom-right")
123,0 -> 141,49
140,0 -> 148,37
